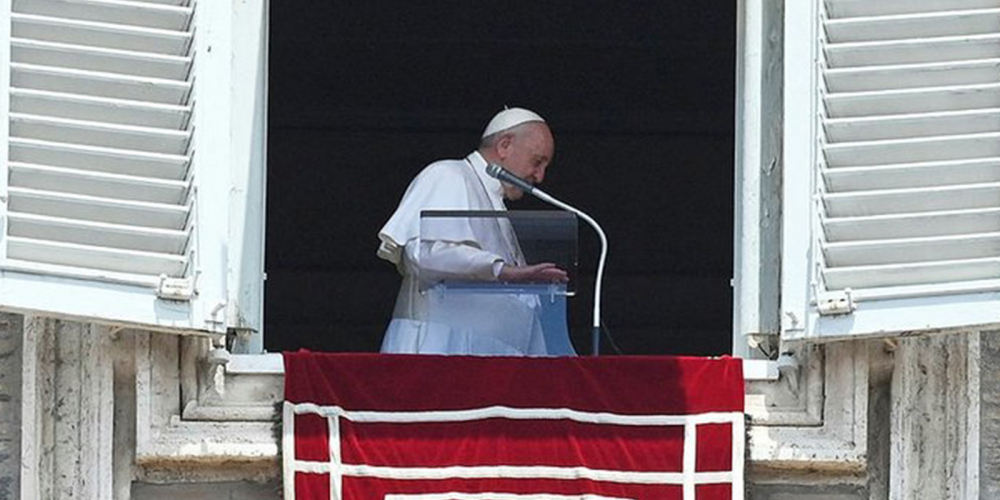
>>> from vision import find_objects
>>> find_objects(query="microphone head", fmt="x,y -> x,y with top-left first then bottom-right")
485,163 -> 502,178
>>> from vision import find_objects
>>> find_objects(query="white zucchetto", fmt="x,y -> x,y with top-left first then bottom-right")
481,107 -> 546,138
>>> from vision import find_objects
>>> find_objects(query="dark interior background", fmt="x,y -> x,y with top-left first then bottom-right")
264,3 -> 735,356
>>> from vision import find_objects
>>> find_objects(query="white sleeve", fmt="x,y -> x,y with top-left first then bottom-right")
403,239 -> 504,282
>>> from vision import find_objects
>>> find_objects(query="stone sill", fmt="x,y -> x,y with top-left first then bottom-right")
227,353 -> 781,381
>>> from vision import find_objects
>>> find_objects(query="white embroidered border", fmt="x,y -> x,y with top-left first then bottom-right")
283,402 -> 746,500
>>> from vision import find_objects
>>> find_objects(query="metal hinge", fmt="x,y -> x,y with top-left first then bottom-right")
157,274 -> 197,301
817,288 -> 854,316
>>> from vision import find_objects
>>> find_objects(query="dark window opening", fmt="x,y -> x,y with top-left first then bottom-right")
265,3 -> 735,356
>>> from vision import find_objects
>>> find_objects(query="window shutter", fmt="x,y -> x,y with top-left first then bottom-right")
782,0 -> 1000,341
0,0 -> 265,335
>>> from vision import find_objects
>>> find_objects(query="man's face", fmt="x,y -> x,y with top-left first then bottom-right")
498,123 -> 555,200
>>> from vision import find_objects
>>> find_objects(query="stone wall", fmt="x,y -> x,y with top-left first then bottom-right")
1,310 -> 996,499
0,314 -> 21,500
981,331 -> 1000,498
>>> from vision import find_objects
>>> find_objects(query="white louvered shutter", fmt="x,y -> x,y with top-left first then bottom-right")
782,0 -> 1000,341
0,0 -> 266,335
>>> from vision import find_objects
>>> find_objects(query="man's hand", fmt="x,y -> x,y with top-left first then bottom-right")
498,262 -> 569,283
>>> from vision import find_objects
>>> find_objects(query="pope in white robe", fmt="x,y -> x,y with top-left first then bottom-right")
376,108 -> 571,355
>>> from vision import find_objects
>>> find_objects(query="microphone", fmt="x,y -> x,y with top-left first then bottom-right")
485,162 -> 610,356
486,163 -> 537,195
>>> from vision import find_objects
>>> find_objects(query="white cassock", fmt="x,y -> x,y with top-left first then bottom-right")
377,151 -> 552,355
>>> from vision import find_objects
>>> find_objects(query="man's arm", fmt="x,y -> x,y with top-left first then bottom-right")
407,239 -> 567,284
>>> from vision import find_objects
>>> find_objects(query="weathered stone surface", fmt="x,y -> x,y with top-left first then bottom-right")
0,314 -> 21,500
749,483 -> 867,500
981,330 -> 1000,499
131,481 -> 280,500
890,333 -> 973,500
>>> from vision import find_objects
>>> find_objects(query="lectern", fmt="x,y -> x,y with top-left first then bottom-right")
419,210 -> 578,356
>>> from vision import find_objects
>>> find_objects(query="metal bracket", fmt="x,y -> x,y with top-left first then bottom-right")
817,288 -> 854,316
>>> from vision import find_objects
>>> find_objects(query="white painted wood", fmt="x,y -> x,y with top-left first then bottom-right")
825,58 -> 1000,92
827,0 -> 1000,19
824,232 -> 1000,266
11,88 -> 192,129
823,207 -> 1000,241
826,34 -> 1000,67
825,84 -> 1000,118
7,212 -> 188,257
824,257 -> 999,290
9,138 -> 189,179
12,13 -> 192,55
823,108 -> 1000,142
7,236 -> 188,275
733,0 -> 775,357
225,0 -> 268,346
7,187 -> 189,229
825,133 -> 1000,167
824,158 -> 1000,191
11,63 -> 192,104
10,113 -> 191,154
1,0 -> 263,333
779,0 -> 817,337
822,182 -> 1000,217
782,0 -> 1000,339
788,291 -> 1000,339
11,37 -> 192,80
1,0 -> 11,266
825,8 -> 1000,42
9,162 -> 189,204
188,0 -> 234,332
15,0 -> 193,31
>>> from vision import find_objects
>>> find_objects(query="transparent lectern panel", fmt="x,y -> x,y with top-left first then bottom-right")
417,210 -> 578,356
418,210 -> 578,292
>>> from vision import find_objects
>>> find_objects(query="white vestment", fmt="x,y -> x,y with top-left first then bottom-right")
377,151 -> 551,355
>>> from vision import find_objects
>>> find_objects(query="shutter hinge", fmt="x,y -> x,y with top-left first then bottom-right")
817,288 -> 855,316
157,273 -> 198,301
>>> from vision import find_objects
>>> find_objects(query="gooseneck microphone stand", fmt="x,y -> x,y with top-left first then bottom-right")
487,164 -> 609,355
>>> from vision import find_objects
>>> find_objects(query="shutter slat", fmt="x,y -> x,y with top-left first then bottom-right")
823,158 -> 1000,191
10,113 -> 191,155
827,0 -> 1000,19
826,34 -> 1000,68
823,257 -> 1000,290
12,38 -> 191,80
14,0 -> 193,31
7,187 -> 189,230
6,236 -> 187,275
825,83 -> 1000,117
12,63 -> 191,104
9,162 -> 189,204
825,9 -> 1000,43
824,132 -> 1000,167
824,232 -> 1000,266
130,0 -> 189,6
825,58 -> 1000,92
824,208 -> 1000,242
824,108 -> 1000,142
12,13 -> 192,55
9,138 -> 189,179
7,212 -> 188,253
11,88 -> 191,128
823,182 -> 1000,217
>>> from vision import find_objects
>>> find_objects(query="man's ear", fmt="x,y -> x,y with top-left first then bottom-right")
496,133 -> 514,160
